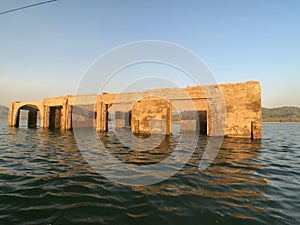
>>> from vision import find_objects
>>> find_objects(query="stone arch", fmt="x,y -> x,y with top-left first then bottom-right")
14,103 -> 43,128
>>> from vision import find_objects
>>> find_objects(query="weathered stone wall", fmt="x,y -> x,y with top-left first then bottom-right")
220,81 -> 262,138
131,98 -> 172,135
182,81 -> 262,138
8,81 -> 262,139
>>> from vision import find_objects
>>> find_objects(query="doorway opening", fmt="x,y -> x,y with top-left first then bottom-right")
107,111 -> 115,131
197,111 -> 207,135
15,105 -> 40,128
125,110 -> 131,129
49,106 -> 62,129
172,110 -> 180,134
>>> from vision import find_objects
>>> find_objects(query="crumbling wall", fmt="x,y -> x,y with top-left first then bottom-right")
220,81 -> 262,139
131,98 -> 172,135
8,81 -> 262,139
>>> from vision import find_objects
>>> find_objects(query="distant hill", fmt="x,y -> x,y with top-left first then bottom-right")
0,105 -> 29,120
0,105 -> 9,119
262,106 -> 300,122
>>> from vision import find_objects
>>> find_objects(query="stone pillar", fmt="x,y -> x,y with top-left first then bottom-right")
208,100 -> 226,137
39,105 -> 44,128
131,101 -> 140,134
66,105 -> 72,130
207,101 -> 212,136
167,101 -> 172,135
44,106 -> 50,128
14,109 -> 20,128
97,102 -> 108,132
95,101 -> 100,131
251,120 -> 262,139
8,102 -> 15,127
93,105 -> 97,128
28,110 -> 37,128
60,98 -> 68,131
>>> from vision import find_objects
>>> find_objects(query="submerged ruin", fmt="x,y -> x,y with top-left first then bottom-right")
8,81 -> 262,139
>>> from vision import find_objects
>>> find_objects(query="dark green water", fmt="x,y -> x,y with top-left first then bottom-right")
0,120 -> 299,225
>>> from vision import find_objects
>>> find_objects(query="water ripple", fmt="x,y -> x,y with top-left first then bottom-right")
0,121 -> 299,224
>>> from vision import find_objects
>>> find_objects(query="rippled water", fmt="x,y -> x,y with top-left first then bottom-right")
0,120 -> 299,225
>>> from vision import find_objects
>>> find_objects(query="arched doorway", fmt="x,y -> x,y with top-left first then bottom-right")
15,104 -> 40,128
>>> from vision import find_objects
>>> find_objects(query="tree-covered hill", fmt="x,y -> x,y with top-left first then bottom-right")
262,106 -> 300,122
0,105 -> 8,119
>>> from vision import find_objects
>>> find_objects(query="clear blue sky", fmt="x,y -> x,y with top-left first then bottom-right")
1,0 -> 300,107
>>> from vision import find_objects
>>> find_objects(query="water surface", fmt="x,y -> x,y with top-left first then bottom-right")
0,120 -> 299,224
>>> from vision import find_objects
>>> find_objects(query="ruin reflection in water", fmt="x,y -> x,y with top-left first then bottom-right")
96,129 -> 266,221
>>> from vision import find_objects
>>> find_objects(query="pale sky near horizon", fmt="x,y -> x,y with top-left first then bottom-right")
0,0 -> 300,107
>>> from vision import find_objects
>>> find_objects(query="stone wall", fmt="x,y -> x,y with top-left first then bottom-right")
8,81 -> 262,139
220,81 -> 262,139
131,98 -> 172,135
